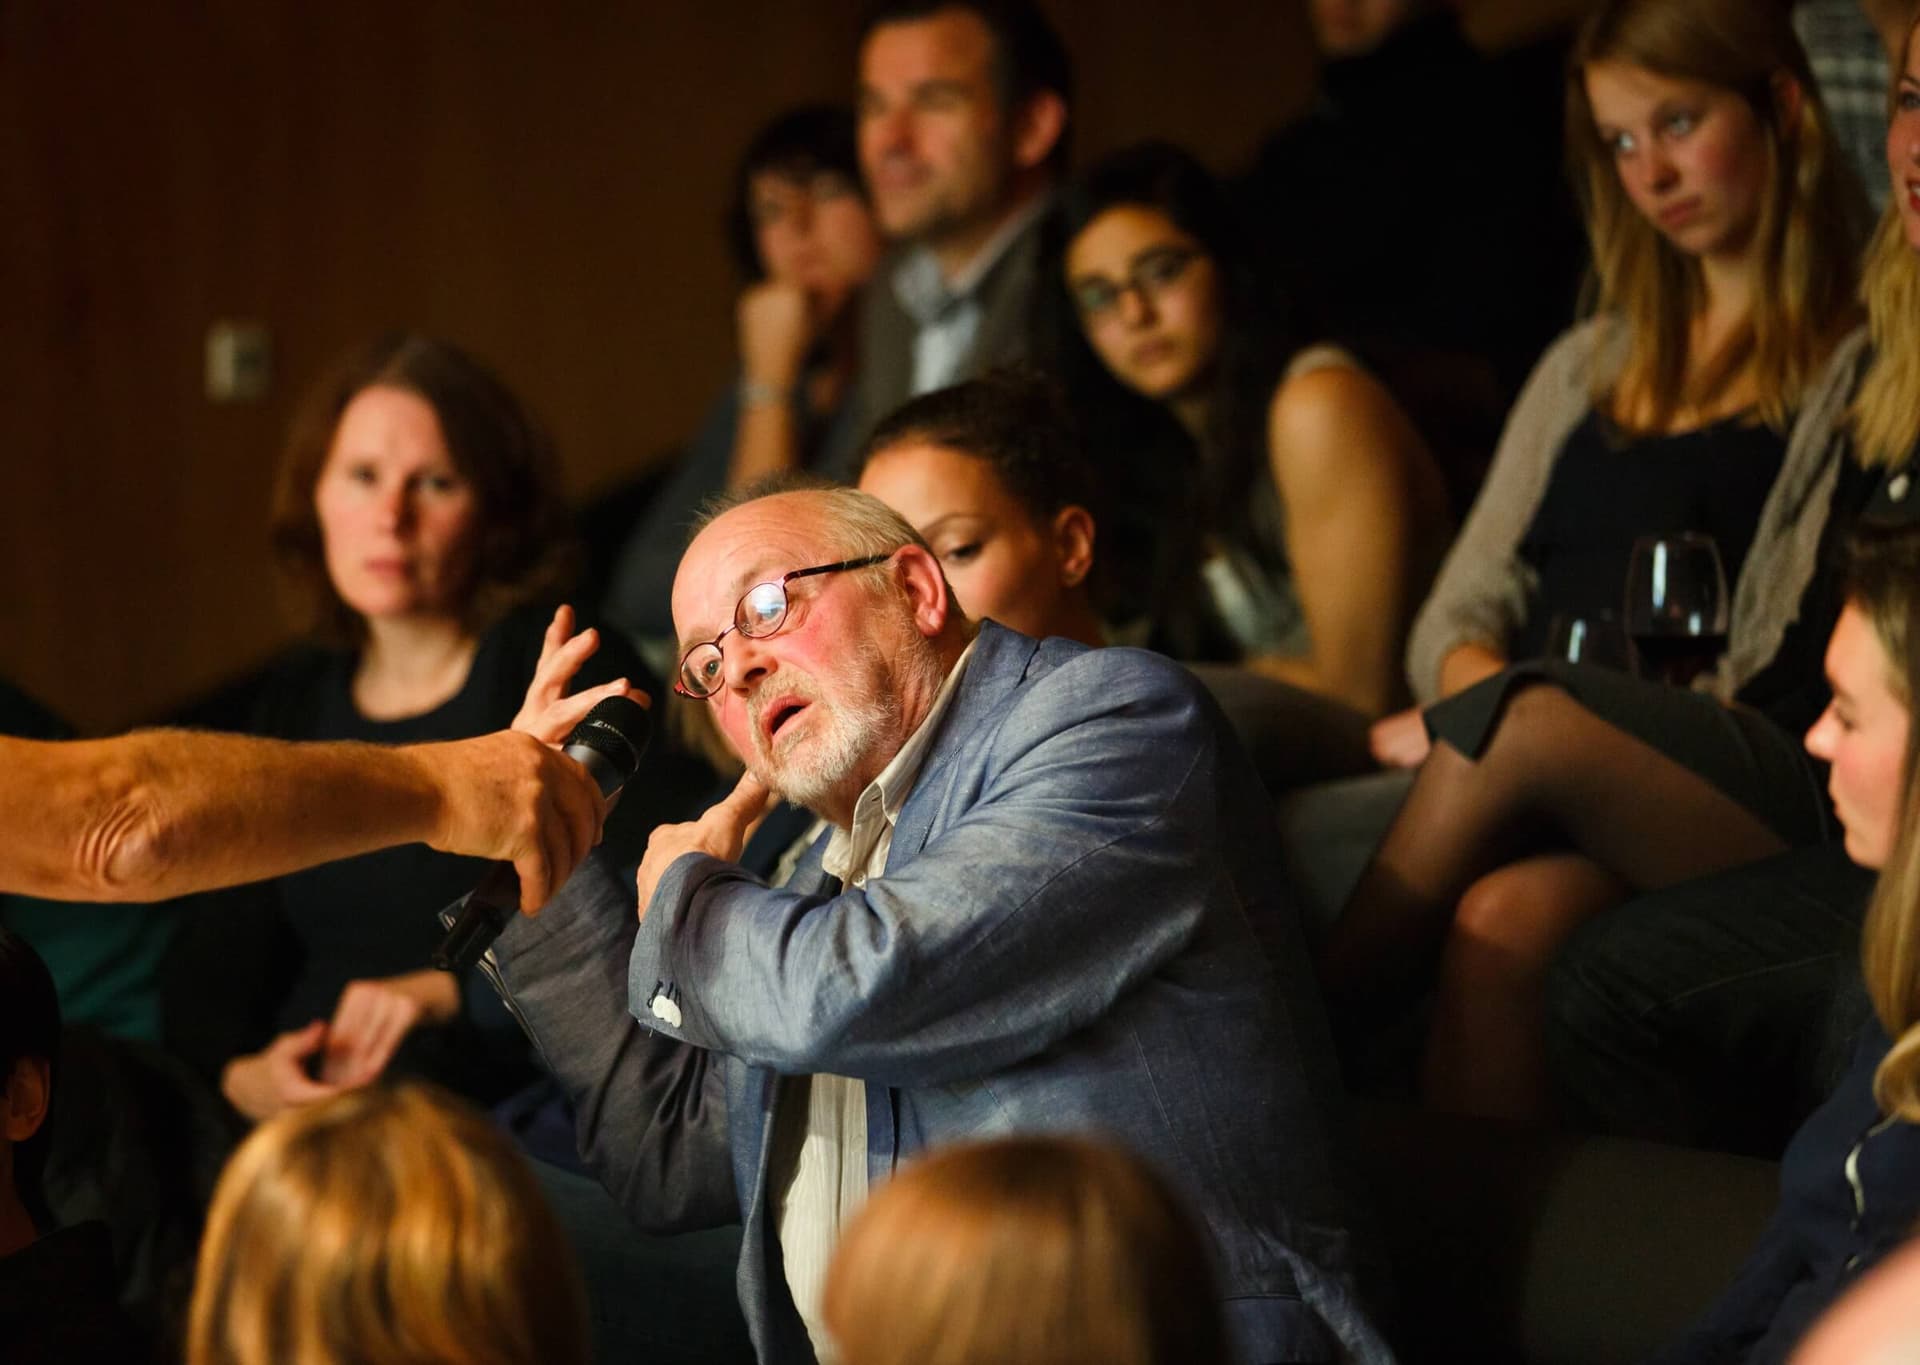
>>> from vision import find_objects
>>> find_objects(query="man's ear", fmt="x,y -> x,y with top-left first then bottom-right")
1011,89 -> 1068,173
1051,505 -> 1096,588
894,544 -> 953,638
3,1058 -> 50,1144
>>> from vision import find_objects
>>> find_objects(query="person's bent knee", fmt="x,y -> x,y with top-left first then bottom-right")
1451,873 -> 1539,952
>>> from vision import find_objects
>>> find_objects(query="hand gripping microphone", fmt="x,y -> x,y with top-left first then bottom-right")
431,695 -> 651,973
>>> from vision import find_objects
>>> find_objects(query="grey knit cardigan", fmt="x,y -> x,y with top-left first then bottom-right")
1406,317 -> 1871,704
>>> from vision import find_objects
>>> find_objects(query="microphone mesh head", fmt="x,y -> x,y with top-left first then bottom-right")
566,695 -> 651,776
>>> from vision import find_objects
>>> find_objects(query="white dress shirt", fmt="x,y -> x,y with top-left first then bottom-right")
771,638 -> 978,1362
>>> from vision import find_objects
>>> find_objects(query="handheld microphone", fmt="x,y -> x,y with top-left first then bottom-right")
431,695 -> 651,973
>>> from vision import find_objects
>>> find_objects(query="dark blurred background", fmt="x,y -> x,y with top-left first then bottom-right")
0,0 -> 1584,734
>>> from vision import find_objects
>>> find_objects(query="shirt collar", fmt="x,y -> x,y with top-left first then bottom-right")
890,193 -> 1051,326
820,636 -> 977,880
873,634 -> 977,823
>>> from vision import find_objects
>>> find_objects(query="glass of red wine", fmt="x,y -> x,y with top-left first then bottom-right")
1624,533 -> 1729,685
1546,609 -> 1634,672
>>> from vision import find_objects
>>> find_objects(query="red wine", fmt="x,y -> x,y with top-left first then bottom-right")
1633,632 -> 1727,685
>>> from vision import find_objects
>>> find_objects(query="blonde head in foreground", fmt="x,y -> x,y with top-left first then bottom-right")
187,1081 -> 588,1365
824,1134 -> 1230,1365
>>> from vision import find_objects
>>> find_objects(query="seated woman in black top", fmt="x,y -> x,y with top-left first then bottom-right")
1545,1 -> 1920,1154
1318,0 -> 1874,1117
173,335 -> 673,1124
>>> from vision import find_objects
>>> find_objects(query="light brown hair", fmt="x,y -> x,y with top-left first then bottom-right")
186,1082 -> 589,1365
1847,529 -> 1920,1120
1567,0 -> 1865,431
269,333 -> 578,646
823,1135 -> 1230,1365
1851,9 -> 1920,468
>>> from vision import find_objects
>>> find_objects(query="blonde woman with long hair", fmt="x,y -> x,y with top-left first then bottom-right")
1322,0 -> 1875,1118
1851,5 -> 1920,476
1543,5 -> 1920,1155
1648,509 -> 1920,1363
187,1081 -> 588,1365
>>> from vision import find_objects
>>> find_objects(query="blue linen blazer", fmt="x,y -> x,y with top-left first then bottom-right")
493,622 -> 1394,1365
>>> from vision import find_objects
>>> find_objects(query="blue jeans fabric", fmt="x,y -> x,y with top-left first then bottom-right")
1545,845 -> 1873,1157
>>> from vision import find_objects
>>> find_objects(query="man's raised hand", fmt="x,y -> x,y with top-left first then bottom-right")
635,770 -> 779,921
513,604 -> 651,744
418,603 -> 654,913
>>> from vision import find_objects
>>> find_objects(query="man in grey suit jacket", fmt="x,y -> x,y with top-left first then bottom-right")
849,1 -> 1070,439
491,485 -> 1392,1364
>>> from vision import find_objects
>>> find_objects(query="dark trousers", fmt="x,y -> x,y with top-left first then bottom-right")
527,1158 -> 755,1365
1545,845 -> 1874,1158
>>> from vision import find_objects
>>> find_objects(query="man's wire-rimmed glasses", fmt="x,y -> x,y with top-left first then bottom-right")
674,554 -> 892,699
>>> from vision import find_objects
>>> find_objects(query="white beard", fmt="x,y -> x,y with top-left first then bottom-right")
749,632 -> 942,817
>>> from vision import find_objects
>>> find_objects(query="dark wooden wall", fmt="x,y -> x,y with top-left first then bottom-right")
1,0 -> 1577,733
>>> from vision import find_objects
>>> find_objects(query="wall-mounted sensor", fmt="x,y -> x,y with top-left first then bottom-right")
205,321 -> 271,402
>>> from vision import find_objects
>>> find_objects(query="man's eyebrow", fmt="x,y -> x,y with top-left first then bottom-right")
911,77 -> 974,101
677,560 -> 780,658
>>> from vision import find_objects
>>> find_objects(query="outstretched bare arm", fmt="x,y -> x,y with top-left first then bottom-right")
0,726 -> 603,908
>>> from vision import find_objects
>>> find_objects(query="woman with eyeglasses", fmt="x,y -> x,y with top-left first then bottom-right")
1059,141 -> 1452,723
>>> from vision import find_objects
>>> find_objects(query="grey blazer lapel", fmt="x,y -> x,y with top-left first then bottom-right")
963,209 -> 1048,373
854,267 -> 916,439
853,204 -> 1053,442
887,623 -> 1044,865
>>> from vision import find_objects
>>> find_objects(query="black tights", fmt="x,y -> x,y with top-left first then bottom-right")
1320,682 -> 1791,1018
